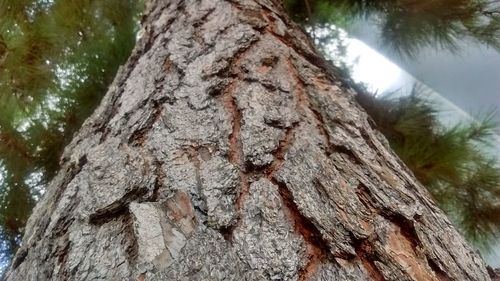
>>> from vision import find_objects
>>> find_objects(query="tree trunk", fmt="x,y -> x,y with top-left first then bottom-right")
5,0 -> 492,280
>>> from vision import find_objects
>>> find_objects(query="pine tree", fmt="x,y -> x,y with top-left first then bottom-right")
2,0 -> 493,280
1,0 -> 499,279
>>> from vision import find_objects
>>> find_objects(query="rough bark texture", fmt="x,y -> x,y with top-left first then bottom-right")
5,0 -> 492,280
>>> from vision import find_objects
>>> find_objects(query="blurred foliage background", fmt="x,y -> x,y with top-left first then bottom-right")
0,0 -> 499,275
0,0 -> 142,272
285,0 -> 500,57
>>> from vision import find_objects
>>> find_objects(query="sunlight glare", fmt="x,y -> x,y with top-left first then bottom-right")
344,39 -> 403,93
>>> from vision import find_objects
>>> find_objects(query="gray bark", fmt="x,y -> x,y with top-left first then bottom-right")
5,0 -> 492,280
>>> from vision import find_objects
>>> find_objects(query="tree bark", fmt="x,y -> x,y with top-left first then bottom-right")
5,0 -> 492,280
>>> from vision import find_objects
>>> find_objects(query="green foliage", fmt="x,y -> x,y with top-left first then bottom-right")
285,0 -> 500,57
0,0 -> 143,269
356,86 -> 500,248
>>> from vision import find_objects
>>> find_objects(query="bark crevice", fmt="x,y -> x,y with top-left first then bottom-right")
273,178 -> 332,281
88,188 -> 148,226
353,238 -> 386,281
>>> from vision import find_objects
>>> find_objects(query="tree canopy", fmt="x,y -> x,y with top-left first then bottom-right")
286,0 -> 500,57
0,0 -> 142,270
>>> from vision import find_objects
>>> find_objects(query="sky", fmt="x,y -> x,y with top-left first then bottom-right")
349,20 -> 500,125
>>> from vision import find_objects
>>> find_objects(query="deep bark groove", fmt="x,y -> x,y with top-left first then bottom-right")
354,238 -> 387,281
274,178 -> 331,281
223,80 -> 248,208
221,40 -> 258,238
